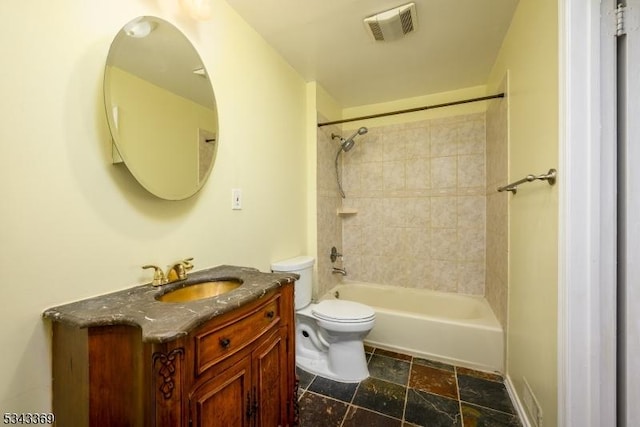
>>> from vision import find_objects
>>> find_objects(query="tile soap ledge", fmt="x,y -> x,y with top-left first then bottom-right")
42,265 -> 298,343
337,207 -> 358,216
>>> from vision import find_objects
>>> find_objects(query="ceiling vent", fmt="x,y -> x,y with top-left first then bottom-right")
364,3 -> 418,42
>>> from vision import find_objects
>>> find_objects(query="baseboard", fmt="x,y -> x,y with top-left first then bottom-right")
504,374 -> 533,427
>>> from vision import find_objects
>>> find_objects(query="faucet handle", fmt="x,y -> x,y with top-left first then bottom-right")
166,258 -> 194,282
182,257 -> 194,271
330,246 -> 343,263
142,265 -> 167,286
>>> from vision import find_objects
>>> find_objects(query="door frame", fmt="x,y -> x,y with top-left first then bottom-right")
616,0 -> 640,424
559,0 -> 618,425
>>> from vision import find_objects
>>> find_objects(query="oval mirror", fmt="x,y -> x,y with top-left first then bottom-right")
104,16 -> 218,200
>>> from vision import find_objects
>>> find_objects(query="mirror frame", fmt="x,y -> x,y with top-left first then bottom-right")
104,16 -> 219,200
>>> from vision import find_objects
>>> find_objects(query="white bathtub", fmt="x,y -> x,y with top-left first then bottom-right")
322,281 -> 504,373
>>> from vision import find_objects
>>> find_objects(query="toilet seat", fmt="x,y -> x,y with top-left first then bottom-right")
311,300 -> 375,323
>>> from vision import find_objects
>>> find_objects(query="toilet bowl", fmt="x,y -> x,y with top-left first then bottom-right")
271,256 -> 375,382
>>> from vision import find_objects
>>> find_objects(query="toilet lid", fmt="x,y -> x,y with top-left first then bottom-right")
312,300 -> 375,323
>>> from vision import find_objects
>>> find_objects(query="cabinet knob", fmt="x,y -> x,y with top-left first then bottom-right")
266,310 -> 275,319
219,338 -> 231,348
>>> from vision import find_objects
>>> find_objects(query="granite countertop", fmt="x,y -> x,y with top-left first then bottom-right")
42,265 -> 298,343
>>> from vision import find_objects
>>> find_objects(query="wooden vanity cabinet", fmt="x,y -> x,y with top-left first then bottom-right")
51,285 -> 296,427
187,327 -> 289,427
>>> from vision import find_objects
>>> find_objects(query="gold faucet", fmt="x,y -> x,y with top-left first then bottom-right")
166,257 -> 194,283
143,257 -> 194,286
142,265 -> 167,286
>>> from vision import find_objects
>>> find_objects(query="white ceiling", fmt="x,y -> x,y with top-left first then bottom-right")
226,0 -> 519,107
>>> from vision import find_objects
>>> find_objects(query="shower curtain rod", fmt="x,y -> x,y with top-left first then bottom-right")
317,93 -> 505,127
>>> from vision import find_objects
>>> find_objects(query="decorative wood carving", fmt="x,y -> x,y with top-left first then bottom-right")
153,348 -> 184,399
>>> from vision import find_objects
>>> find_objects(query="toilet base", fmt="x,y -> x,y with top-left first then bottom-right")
295,303 -> 374,383
296,339 -> 370,383
296,354 -> 368,383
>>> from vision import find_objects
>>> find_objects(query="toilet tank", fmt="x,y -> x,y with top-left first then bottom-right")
271,256 -> 315,309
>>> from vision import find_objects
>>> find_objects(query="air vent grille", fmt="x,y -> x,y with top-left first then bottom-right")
363,3 -> 418,42
367,22 -> 384,41
400,9 -> 414,34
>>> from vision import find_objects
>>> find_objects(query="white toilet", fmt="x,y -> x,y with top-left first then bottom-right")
271,256 -> 375,382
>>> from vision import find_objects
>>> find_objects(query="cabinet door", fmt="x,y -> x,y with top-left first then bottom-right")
189,355 -> 252,427
253,328 -> 290,427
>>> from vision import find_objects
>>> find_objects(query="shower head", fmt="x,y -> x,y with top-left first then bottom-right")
332,126 -> 369,198
340,127 -> 368,152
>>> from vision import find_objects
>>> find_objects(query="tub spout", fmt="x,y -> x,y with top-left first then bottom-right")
332,267 -> 347,276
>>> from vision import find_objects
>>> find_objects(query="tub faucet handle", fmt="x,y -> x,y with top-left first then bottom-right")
330,246 -> 343,263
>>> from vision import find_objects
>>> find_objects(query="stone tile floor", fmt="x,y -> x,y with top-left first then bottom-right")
297,346 -> 522,426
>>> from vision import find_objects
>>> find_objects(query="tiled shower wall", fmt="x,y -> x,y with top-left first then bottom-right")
485,90 -> 509,328
316,121 -> 343,298
335,113 -> 487,294
316,106 -> 508,329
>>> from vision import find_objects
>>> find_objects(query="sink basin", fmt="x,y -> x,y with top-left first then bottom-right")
157,279 -> 243,303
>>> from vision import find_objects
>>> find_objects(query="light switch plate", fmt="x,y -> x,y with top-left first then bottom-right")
232,189 -> 242,210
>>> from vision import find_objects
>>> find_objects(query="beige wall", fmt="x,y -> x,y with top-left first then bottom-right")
488,0 -> 559,424
342,86 -> 488,130
0,0 -> 307,411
